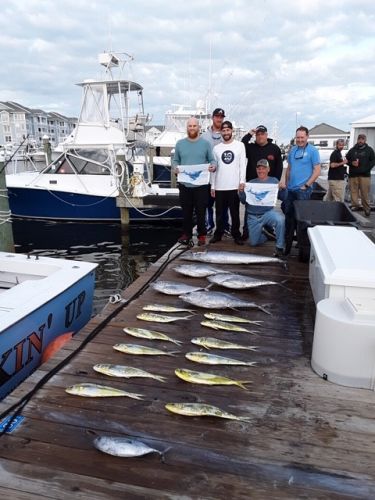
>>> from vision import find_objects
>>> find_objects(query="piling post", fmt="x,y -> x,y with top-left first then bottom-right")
0,161 -> 15,252
43,135 -> 52,164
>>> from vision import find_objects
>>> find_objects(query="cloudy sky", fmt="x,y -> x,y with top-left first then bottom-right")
0,0 -> 374,143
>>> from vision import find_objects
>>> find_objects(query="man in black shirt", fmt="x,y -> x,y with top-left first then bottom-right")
241,125 -> 283,239
241,125 -> 283,181
325,139 -> 347,202
346,134 -> 375,217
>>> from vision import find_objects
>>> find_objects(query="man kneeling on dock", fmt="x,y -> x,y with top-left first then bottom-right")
240,159 -> 285,257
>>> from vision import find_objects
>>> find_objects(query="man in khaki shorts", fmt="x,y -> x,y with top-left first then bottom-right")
346,134 -> 375,217
325,139 -> 347,202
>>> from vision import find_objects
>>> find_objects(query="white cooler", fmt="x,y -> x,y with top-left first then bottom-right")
308,226 -> 375,304
312,297 -> 375,389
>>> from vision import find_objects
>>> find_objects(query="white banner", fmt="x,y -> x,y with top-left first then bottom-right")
245,182 -> 278,206
177,163 -> 210,186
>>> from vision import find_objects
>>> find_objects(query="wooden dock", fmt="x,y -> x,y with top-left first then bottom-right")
1,238 -> 375,499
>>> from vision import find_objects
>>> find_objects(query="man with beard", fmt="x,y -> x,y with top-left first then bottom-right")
202,108 -> 230,234
325,138 -> 348,202
280,126 -> 320,255
241,125 -> 283,240
209,120 -> 246,245
172,117 -> 216,246
346,134 -> 375,217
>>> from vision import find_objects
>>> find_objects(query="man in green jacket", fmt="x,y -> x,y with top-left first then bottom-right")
346,134 -> 375,217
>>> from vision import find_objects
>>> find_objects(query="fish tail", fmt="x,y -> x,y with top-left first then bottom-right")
182,315 -> 195,320
167,351 -> 181,357
160,445 -> 172,463
132,393 -> 144,400
238,416 -> 252,422
245,346 -> 258,351
246,361 -> 258,367
258,304 -> 272,315
155,375 -> 167,383
171,339 -> 183,346
235,380 -> 252,390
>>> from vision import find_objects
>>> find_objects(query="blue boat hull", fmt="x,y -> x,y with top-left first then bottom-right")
0,272 -> 95,400
7,187 -> 182,221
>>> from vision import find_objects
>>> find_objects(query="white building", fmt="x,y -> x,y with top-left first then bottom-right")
309,123 -> 349,149
349,114 -> 375,148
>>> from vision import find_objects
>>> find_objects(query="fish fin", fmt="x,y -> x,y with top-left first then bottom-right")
168,351 -> 181,357
182,314 -> 195,320
247,361 -> 258,367
205,283 -> 213,290
172,339 -> 183,346
155,375 -> 167,383
246,346 -> 259,351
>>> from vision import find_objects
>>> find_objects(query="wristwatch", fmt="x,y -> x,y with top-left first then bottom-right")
304,183 -> 310,189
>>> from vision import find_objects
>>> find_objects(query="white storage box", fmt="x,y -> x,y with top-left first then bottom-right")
312,297 -> 375,389
308,226 -> 375,304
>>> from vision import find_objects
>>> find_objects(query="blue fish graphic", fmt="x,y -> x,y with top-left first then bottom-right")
247,188 -> 270,201
184,170 -> 203,180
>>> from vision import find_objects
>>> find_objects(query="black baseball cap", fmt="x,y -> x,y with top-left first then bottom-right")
221,120 -> 233,130
256,125 -> 267,133
212,108 -> 225,117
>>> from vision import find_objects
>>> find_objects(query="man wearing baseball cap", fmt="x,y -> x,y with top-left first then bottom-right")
239,158 -> 285,257
202,108 -> 230,234
209,120 -> 246,245
346,134 -> 375,216
241,125 -> 283,181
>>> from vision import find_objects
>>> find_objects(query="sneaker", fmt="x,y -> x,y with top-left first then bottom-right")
351,206 -> 362,212
273,247 -> 284,258
223,229 -> 232,238
364,210 -> 371,217
240,232 -> 249,242
210,235 -> 222,244
197,235 -> 206,246
206,226 -> 214,236
234,238 -> 244,246
177,234 -> 191,245
262,226 -> 276,241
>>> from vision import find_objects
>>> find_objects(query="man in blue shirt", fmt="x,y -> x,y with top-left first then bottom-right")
172,118 -> 216,246
280,126 -> 321,255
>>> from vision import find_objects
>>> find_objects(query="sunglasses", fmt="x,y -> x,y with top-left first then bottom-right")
294,147 -> 306,160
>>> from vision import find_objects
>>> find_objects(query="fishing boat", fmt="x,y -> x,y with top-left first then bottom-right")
0,251 -> 97,399
5,52 -> 181,221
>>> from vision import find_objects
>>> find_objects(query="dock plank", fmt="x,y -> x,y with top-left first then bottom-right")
1,239 -> 375,498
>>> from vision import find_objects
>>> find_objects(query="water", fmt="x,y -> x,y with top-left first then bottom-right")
12,219 -> 181,315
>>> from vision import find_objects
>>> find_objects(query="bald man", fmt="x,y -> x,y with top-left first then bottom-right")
172,118 -> 217,246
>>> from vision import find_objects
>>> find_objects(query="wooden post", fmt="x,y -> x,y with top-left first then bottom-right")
43,136 -> 52,164
120,206 -> 130,226
0,161 -> 15,252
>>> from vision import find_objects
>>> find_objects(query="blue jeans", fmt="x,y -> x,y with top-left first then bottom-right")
246,209 -> 285,249
281,186 -> 312,254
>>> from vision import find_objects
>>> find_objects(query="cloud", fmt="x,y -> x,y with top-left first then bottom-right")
0,0 -> 374,143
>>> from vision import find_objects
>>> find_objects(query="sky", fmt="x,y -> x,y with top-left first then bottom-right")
0,0 -> 374,144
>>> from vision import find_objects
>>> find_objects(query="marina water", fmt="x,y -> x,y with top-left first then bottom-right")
12,219 -> 181,315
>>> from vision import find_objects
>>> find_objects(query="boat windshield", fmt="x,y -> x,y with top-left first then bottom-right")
45,149 -> 113,175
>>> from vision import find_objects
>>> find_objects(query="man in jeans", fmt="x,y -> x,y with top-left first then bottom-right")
280,126 -> 320,255
240,159 -> 285,257
346,134 -> 375,217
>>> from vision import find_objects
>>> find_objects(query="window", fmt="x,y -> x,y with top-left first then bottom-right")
5,135 -> 12,142
3,125 -> 10,133
1,112 -> 9,124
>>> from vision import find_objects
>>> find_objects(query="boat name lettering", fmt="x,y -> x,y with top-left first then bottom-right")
65,291 -> 86,329
0,323 -> 46,386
